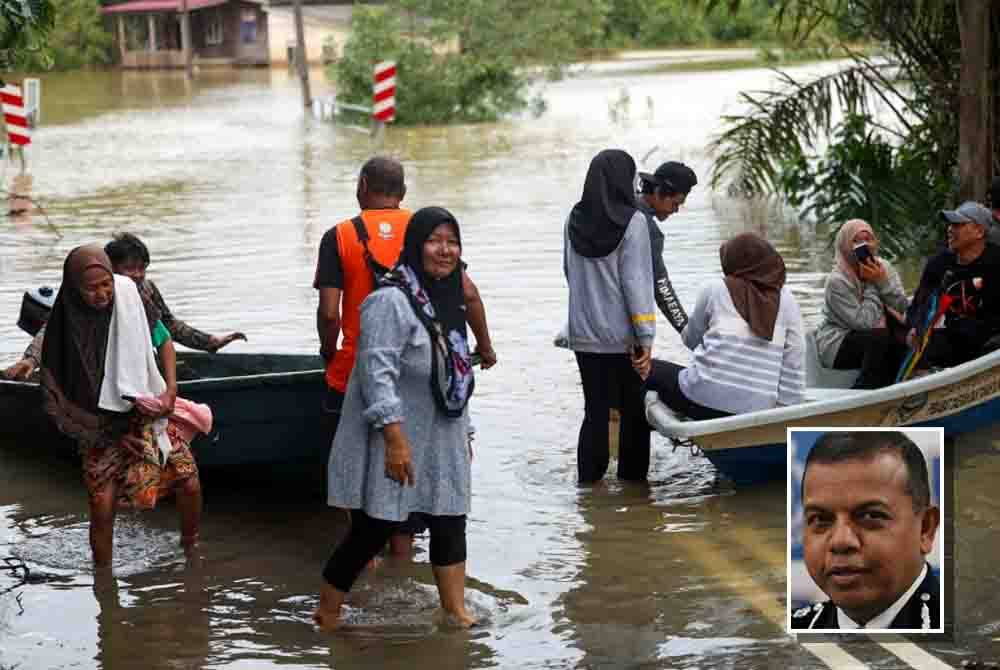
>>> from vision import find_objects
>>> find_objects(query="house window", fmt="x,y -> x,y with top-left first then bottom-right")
240,9 -> 257,44
205,9 -> 224,45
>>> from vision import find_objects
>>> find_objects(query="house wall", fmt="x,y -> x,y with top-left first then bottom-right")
234,1 -> 270,64
265,5 -> 352,65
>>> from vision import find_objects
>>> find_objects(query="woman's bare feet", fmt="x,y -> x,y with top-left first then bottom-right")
444,607 -> 478,628
313,583 -> 346,632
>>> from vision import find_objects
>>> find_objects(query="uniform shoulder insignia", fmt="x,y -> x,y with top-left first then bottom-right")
792,606 -> 813,618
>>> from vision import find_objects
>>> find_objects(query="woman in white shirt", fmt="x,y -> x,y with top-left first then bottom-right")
639,233 -> 806,418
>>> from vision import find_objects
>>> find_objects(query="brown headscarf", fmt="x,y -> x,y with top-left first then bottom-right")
40,245 -> 123,450
720,233 -> 787,341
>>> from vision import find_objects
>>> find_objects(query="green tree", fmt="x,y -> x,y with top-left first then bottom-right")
32,0 -> 112,70
332,1 -> 610,124
709,0 -> 996,254
0,0 -> 56,70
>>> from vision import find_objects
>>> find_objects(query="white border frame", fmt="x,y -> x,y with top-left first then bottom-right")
786,426 -> 945,634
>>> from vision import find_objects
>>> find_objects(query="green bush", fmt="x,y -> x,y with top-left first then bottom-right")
331,6 -> 528,124
17,0 -> 111,70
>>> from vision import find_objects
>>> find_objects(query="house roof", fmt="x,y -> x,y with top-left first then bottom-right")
101,0 -> 235,14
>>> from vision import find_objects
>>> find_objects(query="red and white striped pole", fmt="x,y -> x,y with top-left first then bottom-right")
373,61 -> 397,123
1,84 -> 32,147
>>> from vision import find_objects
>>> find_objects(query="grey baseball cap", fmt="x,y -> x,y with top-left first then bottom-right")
940,200 -> 994,228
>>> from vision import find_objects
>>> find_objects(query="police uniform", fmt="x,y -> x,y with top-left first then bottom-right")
791,566 -> 940,630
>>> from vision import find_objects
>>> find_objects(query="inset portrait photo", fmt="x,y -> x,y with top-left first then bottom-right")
787,428 -> 944,633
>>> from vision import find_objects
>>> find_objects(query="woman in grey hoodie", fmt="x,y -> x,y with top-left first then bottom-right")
564,150 -> 656,484
814,219 -> 908,389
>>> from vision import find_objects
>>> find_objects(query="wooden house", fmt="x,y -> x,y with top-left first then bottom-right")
102,0 -> 270,69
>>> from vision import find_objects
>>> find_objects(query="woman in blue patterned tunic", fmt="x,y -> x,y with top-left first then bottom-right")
314,206 -> 477,630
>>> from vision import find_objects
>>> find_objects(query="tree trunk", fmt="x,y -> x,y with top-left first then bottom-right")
956,0 -> 993,201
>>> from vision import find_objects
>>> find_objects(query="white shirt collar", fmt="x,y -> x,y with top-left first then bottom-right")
836,564 -> 928,630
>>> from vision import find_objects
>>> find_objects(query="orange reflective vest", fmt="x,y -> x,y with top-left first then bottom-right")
325,208 -> 412,392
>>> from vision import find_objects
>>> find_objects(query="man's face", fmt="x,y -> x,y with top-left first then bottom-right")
947,219 -> 984,255
801,452 -> 938,624
114,259 -> 147,284
646,191 -> 686,221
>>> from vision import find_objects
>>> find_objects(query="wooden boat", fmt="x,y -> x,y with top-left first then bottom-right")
0,353 -> 328,469
645,341 -> 1000,486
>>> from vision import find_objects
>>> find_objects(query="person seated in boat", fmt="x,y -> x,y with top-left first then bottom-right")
105,232 -> 247,353
2,286 -> 56,381
904,201 -> 1000,370
39,245 -> 204,567
315,207 -> 477,630
813,219 -> 909,389
637,233 -> 805,419
791,431 -> 940,630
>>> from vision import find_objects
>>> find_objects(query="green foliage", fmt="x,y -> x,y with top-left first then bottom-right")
333,6 -> 528,124
19,0 -> 111,70
711,0 -> 966,252
0,0 -> 56,70
333,2 -> 608,124
777,114 -> 949,257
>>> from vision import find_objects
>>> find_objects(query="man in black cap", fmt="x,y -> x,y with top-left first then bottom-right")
905,200 -> 1000,367
636,161 -> 698,333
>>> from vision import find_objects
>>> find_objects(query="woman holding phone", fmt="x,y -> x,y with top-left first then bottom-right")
814,219 -> 909,389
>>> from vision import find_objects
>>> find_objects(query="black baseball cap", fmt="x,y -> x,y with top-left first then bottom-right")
638,161 -> 698,195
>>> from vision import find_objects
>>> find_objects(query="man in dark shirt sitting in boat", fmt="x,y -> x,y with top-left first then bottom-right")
791,431 -> 940,631
904,201 -> 1000,369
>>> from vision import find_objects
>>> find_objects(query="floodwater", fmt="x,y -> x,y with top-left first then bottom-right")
1,63 -> 997,669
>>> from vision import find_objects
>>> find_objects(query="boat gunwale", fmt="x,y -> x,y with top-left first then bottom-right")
0,367 -> 326,394
645,347 -> 1000,439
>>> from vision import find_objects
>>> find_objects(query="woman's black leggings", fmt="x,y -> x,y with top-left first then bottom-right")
574,351 -> 651,483
322,510 -> 466,592
833,329 -> 904,389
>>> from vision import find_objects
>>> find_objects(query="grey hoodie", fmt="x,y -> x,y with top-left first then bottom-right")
563,210 -> 656,353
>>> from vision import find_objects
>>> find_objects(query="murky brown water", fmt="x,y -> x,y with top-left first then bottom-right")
1,64 -> 997,669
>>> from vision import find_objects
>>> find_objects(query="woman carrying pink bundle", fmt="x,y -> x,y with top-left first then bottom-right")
40,245 -> 208,567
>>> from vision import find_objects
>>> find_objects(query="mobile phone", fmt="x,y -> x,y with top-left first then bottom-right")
470,353 -> 482,367
121,394 -> 136,402
853,242 -> 873,263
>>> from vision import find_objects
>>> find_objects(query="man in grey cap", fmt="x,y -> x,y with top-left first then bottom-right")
904,201 -> 1000,367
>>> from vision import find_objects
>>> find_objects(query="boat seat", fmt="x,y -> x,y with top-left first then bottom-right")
805,330 -> 860,389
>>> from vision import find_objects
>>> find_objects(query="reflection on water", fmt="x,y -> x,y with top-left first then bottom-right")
0,63 -> 994,669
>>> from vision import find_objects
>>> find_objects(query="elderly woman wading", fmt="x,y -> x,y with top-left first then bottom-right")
814,219 -> 908,389
315,207 -> 477,630
40,245 -> 203,567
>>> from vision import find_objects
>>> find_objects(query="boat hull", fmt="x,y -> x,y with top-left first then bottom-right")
649,350 -> 1000,485
0,353 -> 329,469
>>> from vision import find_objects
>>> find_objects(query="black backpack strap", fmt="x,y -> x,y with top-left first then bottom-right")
350,214 -> 393,284
350,215 -> 369,245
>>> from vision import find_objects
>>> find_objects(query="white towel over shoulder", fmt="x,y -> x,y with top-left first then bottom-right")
98,274 -> 171,461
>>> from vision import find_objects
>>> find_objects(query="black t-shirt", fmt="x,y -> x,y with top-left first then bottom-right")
313,226 -> 344,290
907,243 -> 1000,352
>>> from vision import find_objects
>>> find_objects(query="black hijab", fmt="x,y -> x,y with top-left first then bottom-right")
42,245 -> 116,414
387,206 -> 474,417
567,149 -> 639,258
